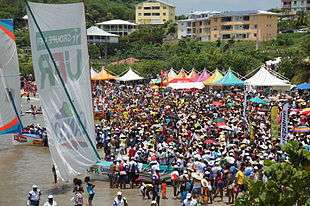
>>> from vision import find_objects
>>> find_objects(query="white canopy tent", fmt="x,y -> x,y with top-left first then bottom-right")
90,67 -> 98,78
167,82 -> 205,90
245,67 -> 291,89
118,68 -> 144,81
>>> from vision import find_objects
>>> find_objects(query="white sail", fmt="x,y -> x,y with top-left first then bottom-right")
27,2 -> 98,180
0,19 -> 22,135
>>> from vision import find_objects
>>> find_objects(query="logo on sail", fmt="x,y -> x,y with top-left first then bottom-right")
53,101 -> 88,149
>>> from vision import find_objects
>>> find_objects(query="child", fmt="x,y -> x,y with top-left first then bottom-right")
161,180 -> 168,199
140,182 -> 153,199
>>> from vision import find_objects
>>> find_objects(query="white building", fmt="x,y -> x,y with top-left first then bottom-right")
96,19 -> 136,37
86,26 -> 119,44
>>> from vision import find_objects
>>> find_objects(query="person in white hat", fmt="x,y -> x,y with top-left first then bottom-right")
43,195 -> 57,206
112,191 -> 128,206
27,185 -> 41,206
182,193 -> 198,206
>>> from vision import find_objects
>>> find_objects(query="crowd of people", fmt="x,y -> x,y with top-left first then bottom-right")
23,80 -> 309,205
91,82 -> 309,205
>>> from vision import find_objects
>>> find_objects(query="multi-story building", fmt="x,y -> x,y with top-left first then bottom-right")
135,0 -> 176,25
178,10 -> 279,42
281,0 -> 310,11
96,19 -> 136,37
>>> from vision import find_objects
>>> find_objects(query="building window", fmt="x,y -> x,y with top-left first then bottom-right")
254,33 -> 257,37
163,13 -> 166,16
254,24 -> 257,29
163,6 -> 167,9
138,13 -> 142,16
199,21 -> 202,26
221,17 -> 232,22
213,18 -> 218,22
243,24 -> 250,30
214,26 -> 218,31
144,13 -> 151,16
199,28 -> 202,33
222,34 -> 231,39
152,13 -> 160,16
152,6 -> 160,10
138,6 -> 142,9
221,25 -> 232,30
243,16 -> 250,21
163,19 -> 167,22
144,7 -> 151,10
214,34 -> 217,38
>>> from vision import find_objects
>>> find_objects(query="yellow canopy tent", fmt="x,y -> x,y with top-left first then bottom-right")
176,69 -> 188,78
203,69 -> 223,85
91,67 -> 117,81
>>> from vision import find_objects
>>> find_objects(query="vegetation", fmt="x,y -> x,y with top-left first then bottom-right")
236,141 -> 310,206
1,1 -> 309,83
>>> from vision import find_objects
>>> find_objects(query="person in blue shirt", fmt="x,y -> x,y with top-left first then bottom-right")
84,176 -> 95,206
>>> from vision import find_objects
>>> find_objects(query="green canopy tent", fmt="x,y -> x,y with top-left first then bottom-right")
216,70 -> 244,86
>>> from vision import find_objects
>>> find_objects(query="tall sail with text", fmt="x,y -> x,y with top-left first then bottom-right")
0,19 -> 22,135
27,2 -> 98,180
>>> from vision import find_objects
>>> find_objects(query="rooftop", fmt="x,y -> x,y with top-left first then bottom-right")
86,26 -> 119,37
96,19 -> 136,26
137,0 -> 175,8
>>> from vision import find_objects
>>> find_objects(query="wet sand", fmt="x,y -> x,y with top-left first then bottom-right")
0,97 -> 227,206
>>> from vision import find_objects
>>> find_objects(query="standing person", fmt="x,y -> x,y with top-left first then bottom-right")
170,166 -> 180,199
27,185 -> 41,206
52,164 -> 57,184
214,170 -> 224,202
235,166 -> 245,199
112,191 -> 128,206
226,171 -> 235,204
85,176 -> 95,206
182,193 -> 198,206
43,195 -> 57,206
72,188 -> 83,206
161,180 -> 168,199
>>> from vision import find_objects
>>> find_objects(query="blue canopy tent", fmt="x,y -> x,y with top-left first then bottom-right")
296,83 -> 310,90
249,97 -> 268,105
216,70 -> 244,86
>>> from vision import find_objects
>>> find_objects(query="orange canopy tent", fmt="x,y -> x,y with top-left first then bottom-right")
91,67 -> 117,81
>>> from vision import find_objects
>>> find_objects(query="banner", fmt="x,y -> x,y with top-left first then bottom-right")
271,106 -> 280,140
27,2 -> 98,180
280,103 -> 289,144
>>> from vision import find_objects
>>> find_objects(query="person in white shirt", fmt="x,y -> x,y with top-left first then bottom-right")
27,185 -> 41,206
43,195 -> 57,206
112,191 -> 128,206
182,193 -> 198,206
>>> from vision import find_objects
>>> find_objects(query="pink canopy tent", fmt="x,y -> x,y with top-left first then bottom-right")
195,69 -> 210,82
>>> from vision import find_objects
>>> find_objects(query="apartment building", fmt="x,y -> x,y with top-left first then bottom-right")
135,0 -> 176,25
282,0 -> 310,11
96,19 -> 136,37
178,10 -> 279,42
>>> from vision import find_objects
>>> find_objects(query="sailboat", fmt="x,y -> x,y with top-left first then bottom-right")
0,19 -> 45,146
0,19 -> 22,136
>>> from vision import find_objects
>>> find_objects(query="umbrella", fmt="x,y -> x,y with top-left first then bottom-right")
249,97 -> 268,105
211,101 -> 224,107
296,83 -> 310,90
204,139 -> 217,145
300,108 -> 310,115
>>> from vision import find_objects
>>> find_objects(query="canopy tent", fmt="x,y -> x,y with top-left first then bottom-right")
167,82 -> 205,90
249,97 -> 268,105
296,83 -> 310,90
118,68 -> 144,81
245,67 -> 291,88
216,69 -> 244,86
195,69 -> 210,82
203,69 -> 223,85
167,68 -> 177,82
187,69 -> 199,80
176,69 -> 188,78
90,68 -> 98,79
91,67 -> 117,81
